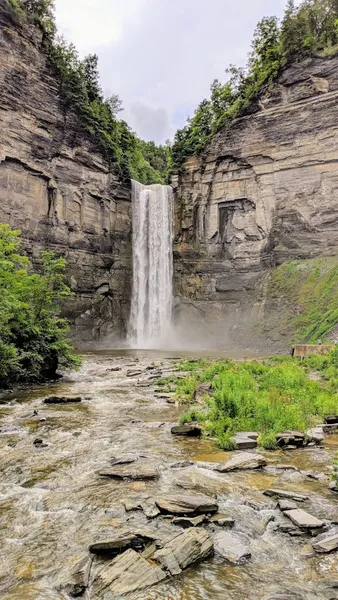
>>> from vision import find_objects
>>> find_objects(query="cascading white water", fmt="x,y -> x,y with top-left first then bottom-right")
128,180 -> 173,348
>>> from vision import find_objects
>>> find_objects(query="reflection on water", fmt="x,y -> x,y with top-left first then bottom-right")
0,352 -> 337,599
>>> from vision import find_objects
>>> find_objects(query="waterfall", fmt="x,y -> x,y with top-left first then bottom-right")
128,180 -> 173,348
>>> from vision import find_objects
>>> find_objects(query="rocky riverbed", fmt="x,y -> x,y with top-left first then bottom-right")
1,351 -> 338,599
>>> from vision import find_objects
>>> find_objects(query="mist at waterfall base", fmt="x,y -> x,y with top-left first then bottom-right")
125,180 -> 273,356
128,180 -> 174,350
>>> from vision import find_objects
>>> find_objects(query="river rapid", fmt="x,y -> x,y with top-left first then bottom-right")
1,351 -> 338,599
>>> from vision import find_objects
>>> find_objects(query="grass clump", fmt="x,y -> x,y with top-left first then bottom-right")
175,353 -> 338,450
217,433 -> 238,451
179,409 -> 207,425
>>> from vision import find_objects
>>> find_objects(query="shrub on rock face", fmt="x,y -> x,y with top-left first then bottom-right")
0,224 -> 80,387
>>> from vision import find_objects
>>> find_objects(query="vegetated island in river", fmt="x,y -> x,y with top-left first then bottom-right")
164,353 -> 338,457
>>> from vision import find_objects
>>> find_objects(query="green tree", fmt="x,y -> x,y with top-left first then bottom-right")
82,54 -> 102,103
0,224 -> 80,388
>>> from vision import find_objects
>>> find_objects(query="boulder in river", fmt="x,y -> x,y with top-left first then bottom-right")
171,424 -> 202,437
306,426 -> 324,444
276,431 -> 305,448
43,396 -> 82,404
329,480 -> 338,492
263,489 -> 308,502
60,555 -> 92,597
284,509 -> 324,530
214,451 -> 267,472
98,463 -> 159,481
155,493 -> 218,516
324,415 -> 338,424
89,531 -> 154,557
127,370 -> 142,377
92,548 -> 166,597
209,514 -> 235,527
33,438 -> 48,448
174,468 -> 231,495
214,531 -> 251,564
172,515 -> 207,528
234,432 -> 258,450
312,530 -> 338,553
152,528 -> 213,575
278,499 -> 298,512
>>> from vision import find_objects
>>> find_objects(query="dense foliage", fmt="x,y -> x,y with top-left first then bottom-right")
0,224 -> 80,388
171,0 -> 338,173
7,0 -> 169,184
158,353 -> 338,450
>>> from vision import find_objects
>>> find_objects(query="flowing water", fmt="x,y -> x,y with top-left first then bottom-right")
128,181 -> 173,349
1,352 -> 338,599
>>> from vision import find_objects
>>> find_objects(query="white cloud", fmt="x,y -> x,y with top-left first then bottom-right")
54,0 -> 142,54
54,0 -> 287,142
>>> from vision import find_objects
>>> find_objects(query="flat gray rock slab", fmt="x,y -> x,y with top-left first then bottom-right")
278,499 -> 298,512
209,514 -> 235,527
155,493 -> 218,516
234,433 -> 258,450
98,463 -> 159,480
312,531 -> 338,553
214,531 -> 251,564
172,515 -> 206,528
263,489 -> 308,502
92,549 -> 166,597
174,468 -> 231,495
89,531 -> 154,556
284,509 -> 324,529
214,452 -> 267,472
152,528 -> 213,576
121,497 -> 160,518
171,424 -> 202,437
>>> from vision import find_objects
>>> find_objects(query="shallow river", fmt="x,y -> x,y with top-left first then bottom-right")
1,352 -> 338,599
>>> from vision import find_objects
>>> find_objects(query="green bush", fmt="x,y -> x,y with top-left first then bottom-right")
217,433 -> 238,451
0,224 -> 80,387
258,432 -> 278,450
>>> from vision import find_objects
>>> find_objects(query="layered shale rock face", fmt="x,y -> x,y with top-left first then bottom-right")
0,2 -> 131,341
173,55 -> 338,343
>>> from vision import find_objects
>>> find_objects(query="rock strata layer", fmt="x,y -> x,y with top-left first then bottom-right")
173,54 -> 338,344
0,3 -> 131,341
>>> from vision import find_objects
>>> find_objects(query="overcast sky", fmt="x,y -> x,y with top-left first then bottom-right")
54,0 -> 287,144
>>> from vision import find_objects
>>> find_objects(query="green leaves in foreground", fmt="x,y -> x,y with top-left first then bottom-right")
177,355 -> 338,449
0,224 -> 80,388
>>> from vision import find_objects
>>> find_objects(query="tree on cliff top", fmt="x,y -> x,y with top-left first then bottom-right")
0,224 -> 80,388
171,0 -> 338,174
7,0 -> 169,184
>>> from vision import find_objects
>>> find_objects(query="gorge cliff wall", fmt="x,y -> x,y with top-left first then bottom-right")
0,2 -> 132,342
173,55 -> 338,346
